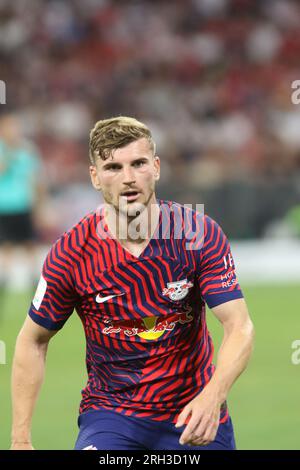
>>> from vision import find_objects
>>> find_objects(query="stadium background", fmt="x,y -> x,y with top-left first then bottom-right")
0,0 -> 300,449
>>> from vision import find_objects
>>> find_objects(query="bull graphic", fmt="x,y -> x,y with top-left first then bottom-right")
102,306 -> 194,339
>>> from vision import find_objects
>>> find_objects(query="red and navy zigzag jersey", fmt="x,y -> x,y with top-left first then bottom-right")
29,200 -> 243,424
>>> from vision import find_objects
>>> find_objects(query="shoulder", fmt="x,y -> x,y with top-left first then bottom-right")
203,214 -> 224,237
50,210 -> 99,259
160,199 -> 220,235
159,199 -> 203,221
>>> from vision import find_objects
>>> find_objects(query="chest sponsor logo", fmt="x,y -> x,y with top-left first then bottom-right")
102,306 -> 194,340
162,279 -> 193,301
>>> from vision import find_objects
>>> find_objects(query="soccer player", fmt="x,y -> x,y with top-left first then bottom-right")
11,117 -> 254,450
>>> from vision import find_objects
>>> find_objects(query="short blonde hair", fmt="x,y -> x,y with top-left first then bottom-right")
89,116 -> 156,164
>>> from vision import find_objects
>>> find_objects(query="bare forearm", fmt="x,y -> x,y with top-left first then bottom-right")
11,333 -> 48,444
210,320 -> 254,403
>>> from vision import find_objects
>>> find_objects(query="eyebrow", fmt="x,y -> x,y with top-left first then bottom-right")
101,157 -> 149,170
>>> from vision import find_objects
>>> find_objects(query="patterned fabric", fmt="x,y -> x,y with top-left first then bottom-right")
29,200 -> 243,423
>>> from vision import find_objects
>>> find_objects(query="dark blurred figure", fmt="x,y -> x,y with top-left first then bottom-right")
0,112 -> 44,314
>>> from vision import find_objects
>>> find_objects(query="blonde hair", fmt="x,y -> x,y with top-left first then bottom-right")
89,116 -> 156,164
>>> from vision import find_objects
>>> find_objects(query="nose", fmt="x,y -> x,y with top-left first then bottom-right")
122,165 -> 136,185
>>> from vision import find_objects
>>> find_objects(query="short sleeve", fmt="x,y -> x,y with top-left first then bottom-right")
28,235 -> 78,330
198,216 -> 243,309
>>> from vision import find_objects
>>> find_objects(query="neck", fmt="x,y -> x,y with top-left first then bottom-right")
104,195 -> 160,244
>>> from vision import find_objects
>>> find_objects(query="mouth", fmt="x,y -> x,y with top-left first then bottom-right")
120,190 -> 141,202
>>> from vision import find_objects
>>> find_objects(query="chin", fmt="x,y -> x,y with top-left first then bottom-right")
125,201 -> 146,218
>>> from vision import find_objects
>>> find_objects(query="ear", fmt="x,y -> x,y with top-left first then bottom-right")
154,156 -> 160,181
90,165 -> 101,191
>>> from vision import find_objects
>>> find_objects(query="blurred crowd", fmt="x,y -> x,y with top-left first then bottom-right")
1,0 -> 300,238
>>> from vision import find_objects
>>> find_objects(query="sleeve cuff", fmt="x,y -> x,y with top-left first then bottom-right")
28,306 -> 65,331
205,289 -> 244,309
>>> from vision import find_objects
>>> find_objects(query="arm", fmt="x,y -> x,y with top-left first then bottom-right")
205,298 -> 254,404
11,316 -> 59,450
176,298 -> 254,446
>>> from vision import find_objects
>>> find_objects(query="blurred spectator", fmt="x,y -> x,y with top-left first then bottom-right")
0,112 -> 45,298
0,0 -> 300,237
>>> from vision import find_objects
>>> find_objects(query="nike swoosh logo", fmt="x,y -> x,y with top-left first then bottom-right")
95,293 -> 125,304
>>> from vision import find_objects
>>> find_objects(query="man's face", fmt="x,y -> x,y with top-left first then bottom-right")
90,138 -> 160,217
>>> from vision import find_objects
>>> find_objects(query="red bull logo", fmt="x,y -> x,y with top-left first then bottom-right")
102,306 -> 194,340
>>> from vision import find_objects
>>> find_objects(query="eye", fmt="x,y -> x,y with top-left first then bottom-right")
105,164 -> 121,171
133,160 -> 147,168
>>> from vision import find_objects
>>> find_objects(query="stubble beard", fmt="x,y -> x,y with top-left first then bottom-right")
104,187 -> 156,241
